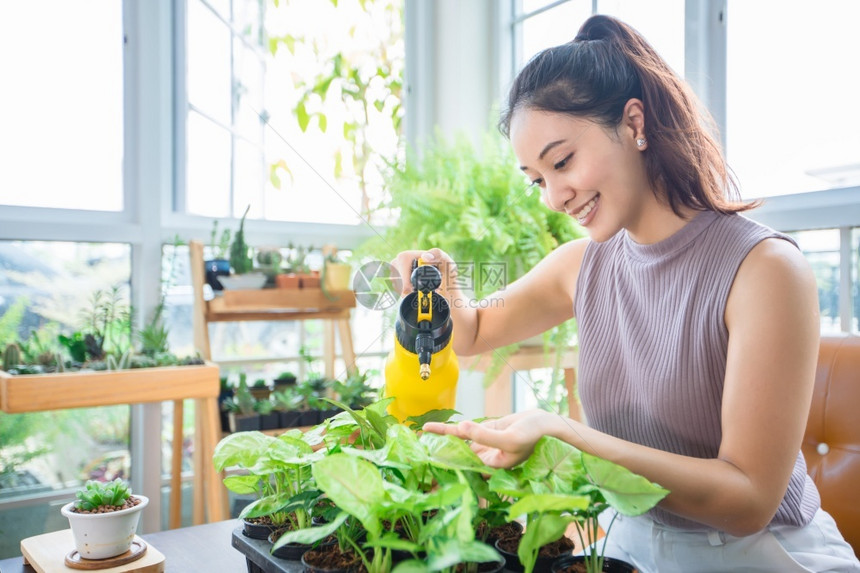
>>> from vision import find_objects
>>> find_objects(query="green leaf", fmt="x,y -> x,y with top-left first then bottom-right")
385,424 -> 427,466
425,538 -> 503,570
296,100 -> 310,132
240,491 -> 292,519
582,452 -> 669,516
420,432 -> 487,472
318,113 -> 327,133
392,561 -> 429,573
517,513 -> 576,573
213,431 -> 273,471
312,453 -> 385,538
507,493 -> 590,518
272,511 -> 348,550
488,469 -> 528,497
222,474 -> 261,495
521,436 -> 585,492
404,409 -> 459,429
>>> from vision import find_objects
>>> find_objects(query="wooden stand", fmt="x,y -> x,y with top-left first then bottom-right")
0,362 -> 228,528
189,240 -> 358,515
189,240 -> 357,377
20,531 -> 165,573
472,345 -> 582,421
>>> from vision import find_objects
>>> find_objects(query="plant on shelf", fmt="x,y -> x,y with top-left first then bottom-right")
209,219 -> 232,261
229,205 -> 254,275
332,368 -> 377,410
223,375 -> 260,432
320,244 -> 352,300
60,478 -> 149,560
250,377 -> 272,401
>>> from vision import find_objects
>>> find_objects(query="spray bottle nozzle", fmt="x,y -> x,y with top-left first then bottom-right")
416,325 -> 434,380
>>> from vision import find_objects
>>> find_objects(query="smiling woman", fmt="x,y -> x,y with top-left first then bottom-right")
416,14 -> 860,573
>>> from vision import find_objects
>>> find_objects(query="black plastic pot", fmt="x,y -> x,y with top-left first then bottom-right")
301,545 -> 363,573
279,410 -> 303,428
230,413 -> 261,433
205,258 -> 231,291
298,410 -> 319,427
318,408 -> 341,423
273,374 -> 297,389
268,530 -> 312,560
495,537 -> 573,573
242,518 -> 276,540
259,412 -> 280,431
551,554 -> 637,573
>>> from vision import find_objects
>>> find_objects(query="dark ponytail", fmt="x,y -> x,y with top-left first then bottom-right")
500,14 -> 756,215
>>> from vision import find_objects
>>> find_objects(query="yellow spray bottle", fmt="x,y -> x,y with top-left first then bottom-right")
384,260 -> 459,422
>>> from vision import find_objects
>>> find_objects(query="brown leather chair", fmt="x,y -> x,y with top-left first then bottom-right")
802,335 -> 860,555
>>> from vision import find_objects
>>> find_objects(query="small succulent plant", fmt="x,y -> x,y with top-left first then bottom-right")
73,478 -> 132,512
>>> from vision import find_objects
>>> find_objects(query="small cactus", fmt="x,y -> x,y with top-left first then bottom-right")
3,343 -> 21,371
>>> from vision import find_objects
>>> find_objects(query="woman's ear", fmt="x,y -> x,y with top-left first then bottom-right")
623,98 -> 647,149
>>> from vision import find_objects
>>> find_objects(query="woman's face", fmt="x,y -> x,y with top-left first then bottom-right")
510,107 -> 656,243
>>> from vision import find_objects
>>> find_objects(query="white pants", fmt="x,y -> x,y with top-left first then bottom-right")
593,508 -> 860,572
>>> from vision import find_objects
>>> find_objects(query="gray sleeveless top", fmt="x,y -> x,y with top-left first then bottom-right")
574,210 -> 820,530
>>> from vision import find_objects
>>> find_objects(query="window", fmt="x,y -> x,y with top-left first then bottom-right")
513,0 -> 685,80
726,1 -> 860,199
0,2 -> 124,211
180,0 -> 405,224
183,0 -> 266,218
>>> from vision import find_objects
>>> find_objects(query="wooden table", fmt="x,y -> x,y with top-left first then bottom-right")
0,520 -> 246,573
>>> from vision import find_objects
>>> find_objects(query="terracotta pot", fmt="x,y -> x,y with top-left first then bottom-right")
300,272 -> 321,289
275,273 -> 300,288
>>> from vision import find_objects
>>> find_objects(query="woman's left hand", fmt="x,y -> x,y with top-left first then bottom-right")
423,409 -> 560,468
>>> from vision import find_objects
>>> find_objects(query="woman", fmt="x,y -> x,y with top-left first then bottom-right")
398,14 -> 860,572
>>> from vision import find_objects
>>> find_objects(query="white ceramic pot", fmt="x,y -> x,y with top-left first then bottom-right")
61,495 -> 149,559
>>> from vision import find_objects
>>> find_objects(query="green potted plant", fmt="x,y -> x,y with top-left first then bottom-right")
275,242 -> 301,289
223,376 -> 260,432
273,370 -> 298,390
320,244 -> 352,300
213,429 -> 325,554
60,478 -> 148,560
206,219 -> 232,291
220,205 -> 266,290
489,436 -> 669,573
250,377 -> 271,401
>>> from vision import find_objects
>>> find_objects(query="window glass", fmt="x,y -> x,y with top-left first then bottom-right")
186,111 -> 232,217
519,1 -> 592,66
517,1 -> 684,85
0,2 -> 123,211
853,227 -> 860,333
727,1 -> 860,198
597,0 -> 685,75
789,229 -> 842,333
187,0 -> 232,125
0,241 -> 131,558
183,0 -> 404,223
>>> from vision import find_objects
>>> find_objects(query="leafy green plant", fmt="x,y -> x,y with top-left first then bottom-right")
73,478 -> 132,511
230,205 -> 253,275
489,436 -> 669,573
332,368 -> 377,409
136,301 -> 169,357
210,219 -> 232,260
213,430 -> 324,531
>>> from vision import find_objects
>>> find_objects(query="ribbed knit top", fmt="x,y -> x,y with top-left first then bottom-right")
574,210 -> 820,530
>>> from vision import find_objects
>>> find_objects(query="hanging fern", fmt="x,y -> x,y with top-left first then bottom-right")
358,130 -> 585,399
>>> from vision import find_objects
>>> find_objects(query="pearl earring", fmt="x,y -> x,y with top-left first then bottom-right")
636,138 -> 647,148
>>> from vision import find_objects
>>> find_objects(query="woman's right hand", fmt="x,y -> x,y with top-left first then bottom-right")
390,248 -> 458,297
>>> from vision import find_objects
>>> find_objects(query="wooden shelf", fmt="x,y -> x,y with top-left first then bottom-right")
0,363 -> 219,414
